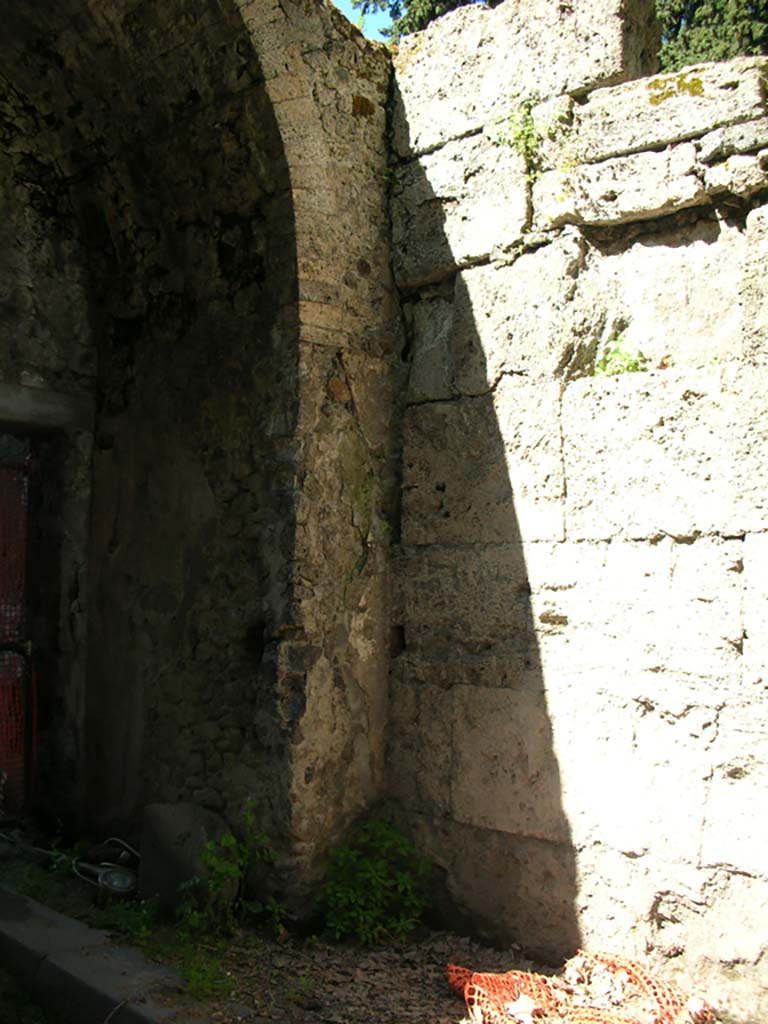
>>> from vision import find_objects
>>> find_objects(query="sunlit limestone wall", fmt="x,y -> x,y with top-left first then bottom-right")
389,1 -> 768,1018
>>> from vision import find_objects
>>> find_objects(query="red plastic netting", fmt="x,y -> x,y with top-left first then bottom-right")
447,950 -> 716,1024
0,457 -> 33,817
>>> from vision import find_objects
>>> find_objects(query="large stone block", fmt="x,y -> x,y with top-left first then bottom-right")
396,647 -> 543,695
576,844 -> 735,961
526,537 -> 744,682
408,212 -> 752,409
402,813 -> 580,960
743,532 -> 768,683
573,215 -> 747,371
452,234 -> 605,385
700,756 -> 768,877
388,671 -> 452,815
399,544 -> 535,650
702,150 -> 768,197
402,378 -> 564,545
574,851 -> 768,1021
697,116 -> 768,163
697,697 -> 768,877
451,684 -> 577,845
574,842 -> 661,956
534,143 -> 707,227
404,234 -> 600,398
392,133 -> 528,289
547,680 -> 711,859
392,0 -> 659,158
406,295 -> 454,403
562,58 -> 767,166
562,366 -> 768,540
659,873 -> 768,1022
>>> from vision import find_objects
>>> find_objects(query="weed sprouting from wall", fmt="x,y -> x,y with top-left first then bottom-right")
594,335 -> 649,376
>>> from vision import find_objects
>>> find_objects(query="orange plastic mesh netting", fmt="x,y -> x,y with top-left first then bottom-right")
0,457 -> 33,817
447,950 -> 716,1024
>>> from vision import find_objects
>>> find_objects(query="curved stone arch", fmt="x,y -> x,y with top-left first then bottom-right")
0,0 -> 399,889
238,0 -> 401,881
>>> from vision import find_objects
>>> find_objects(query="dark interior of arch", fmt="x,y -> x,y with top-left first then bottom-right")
0,0 -> 299,836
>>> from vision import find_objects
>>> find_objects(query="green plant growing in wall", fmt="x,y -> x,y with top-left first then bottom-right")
594,335 -> 649,376
318,820 -> 432,944
495,95 -> 543,183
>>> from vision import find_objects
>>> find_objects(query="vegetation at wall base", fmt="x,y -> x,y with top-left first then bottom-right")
175,799 -> 286,941
318,820 -> 432,944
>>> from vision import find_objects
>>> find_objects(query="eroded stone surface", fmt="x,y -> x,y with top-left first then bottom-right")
742,205 -> 768,364
402,379 -> 564,546
392,0 -> 659,158
392,132 -> 529,288
451,235 -> 600,385
573,214 -> 749,371
534,143 -> 707,227
703,150 -> 768,195
562,366 -> 768,540
563,58 -> 768,165
697,115 -> 768,162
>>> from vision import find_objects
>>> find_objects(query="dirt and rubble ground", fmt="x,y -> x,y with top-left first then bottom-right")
0,826 -> 541,1024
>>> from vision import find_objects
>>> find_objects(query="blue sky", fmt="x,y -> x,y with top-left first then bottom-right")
331,0 -> 392,41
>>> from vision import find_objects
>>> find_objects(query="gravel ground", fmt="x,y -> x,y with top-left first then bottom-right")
0,827 -> 543,1024
0,832 -> 721,1024
0,920 -> 539,1024
204,929 -> 544,1024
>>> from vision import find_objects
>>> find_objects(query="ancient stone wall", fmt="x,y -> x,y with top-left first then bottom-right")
0,0 -> 401,897
3,1 -> 767,1014
390,3 -> 768,1020
0,121 -> 94,817
236,0 -> 404,879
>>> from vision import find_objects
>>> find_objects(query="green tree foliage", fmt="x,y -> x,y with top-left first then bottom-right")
657,0 -> 767,70
356,0 -> 497,40
358,0 -> 767,65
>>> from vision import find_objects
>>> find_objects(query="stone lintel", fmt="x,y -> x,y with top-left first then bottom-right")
0,382 -> 93,434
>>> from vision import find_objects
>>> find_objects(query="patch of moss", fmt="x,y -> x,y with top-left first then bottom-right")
647,72 -> 705,106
